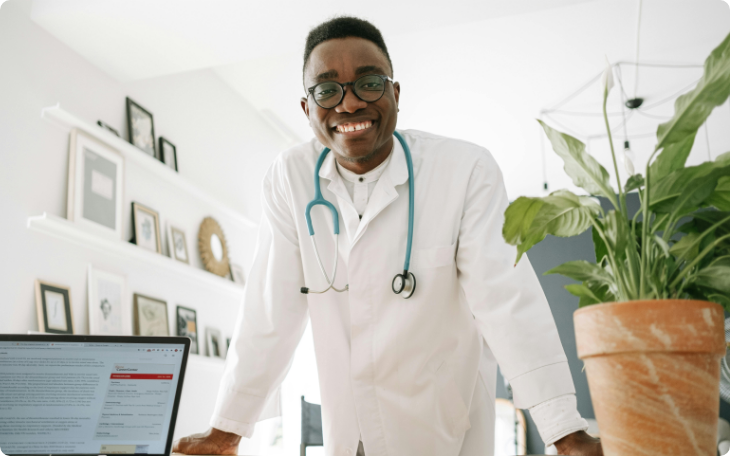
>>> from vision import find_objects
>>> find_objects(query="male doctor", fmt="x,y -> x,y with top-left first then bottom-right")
175,16 -> 602,456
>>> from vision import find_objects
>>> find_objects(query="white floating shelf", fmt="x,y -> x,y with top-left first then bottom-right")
28,213 -> 245,298
41,104 -> 257,230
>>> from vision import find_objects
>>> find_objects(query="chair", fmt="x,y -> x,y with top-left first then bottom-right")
300,396 -> 323,456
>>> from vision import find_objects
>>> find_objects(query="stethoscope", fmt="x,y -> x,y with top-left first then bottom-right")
300,131 -> 416,299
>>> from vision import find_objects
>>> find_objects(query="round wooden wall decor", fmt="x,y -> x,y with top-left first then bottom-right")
198,217 -> 230,277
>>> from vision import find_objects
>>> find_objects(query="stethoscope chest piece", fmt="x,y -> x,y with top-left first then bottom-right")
392,271 -> 417,299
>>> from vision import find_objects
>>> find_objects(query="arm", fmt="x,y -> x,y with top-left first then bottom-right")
455,153 -> 594,451
174,159 -> 310,453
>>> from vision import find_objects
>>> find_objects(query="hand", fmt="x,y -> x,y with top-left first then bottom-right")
553,430 -> 603,456
172,427 -> 241,455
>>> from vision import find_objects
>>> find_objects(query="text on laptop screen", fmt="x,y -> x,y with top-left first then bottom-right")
0,341 -> 186,455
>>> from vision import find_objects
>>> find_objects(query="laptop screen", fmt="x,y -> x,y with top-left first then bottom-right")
0,336 -> 190,456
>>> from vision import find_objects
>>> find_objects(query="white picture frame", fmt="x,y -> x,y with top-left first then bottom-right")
88,266 -> 130,335
67,128 -> 124,240
166,222 -> 190,264
205,327 -> 226,359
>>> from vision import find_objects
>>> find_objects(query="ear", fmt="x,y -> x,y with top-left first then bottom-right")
300,97 -> 310,120
393,81 -> 401,108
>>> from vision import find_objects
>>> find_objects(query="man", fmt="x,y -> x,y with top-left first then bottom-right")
174,17 -> 602,456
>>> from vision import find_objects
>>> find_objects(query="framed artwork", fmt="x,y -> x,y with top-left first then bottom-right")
126,97 -> 156,158
167,223 -> 190,264
229,263 -> 245,286
131,202 -> 162,254
133,294 -> 169,336
67,128 -> 124,240
97,120 -> 120,137
176,306 -> 198,355
198,217 -> 230,277
205,327 -> 226,359
35,280 -> 74,334
87,266 -> 129,335
159,137 -> 178,171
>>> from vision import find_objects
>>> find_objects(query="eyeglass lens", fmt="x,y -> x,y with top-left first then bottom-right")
312,75 -> 386,109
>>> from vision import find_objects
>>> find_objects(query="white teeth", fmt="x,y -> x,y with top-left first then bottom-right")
337,121 -> 372,133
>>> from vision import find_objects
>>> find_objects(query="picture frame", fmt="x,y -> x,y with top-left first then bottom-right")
97,120 -> 120,137
35,280 -> 74,334
205,327 -> 226,359
159,137 -> 178,172
133,293 -> 169,336
131,202 -> 162,254
87,266 -> 130,335
176,306 -> 198,355
126,97 -> 156,158
67,128 -> 124,240
166,222 -> 190,264
229,263 -> 245,286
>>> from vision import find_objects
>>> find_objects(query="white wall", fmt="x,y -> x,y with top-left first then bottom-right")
0,1 -> 320,454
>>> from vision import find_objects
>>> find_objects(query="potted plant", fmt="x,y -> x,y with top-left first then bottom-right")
503,32 -> 730,455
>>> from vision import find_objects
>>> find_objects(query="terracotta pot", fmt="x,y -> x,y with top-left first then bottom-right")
574,300 -> 725,456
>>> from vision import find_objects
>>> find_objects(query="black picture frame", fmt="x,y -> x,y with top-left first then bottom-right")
176,306 -> 198,355
35,280 -> 74,334
159,137 -> 178,172
126,97 -> 156,158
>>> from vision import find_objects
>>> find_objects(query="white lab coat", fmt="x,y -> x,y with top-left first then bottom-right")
211,129 -> 576,456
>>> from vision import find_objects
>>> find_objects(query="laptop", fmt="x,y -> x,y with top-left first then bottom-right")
0,334 -> 191,456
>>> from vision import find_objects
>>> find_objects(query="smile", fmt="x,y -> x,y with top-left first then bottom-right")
335,120 -> 373,133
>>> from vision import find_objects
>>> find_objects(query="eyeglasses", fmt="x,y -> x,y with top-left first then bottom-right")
306,74 -> 394,109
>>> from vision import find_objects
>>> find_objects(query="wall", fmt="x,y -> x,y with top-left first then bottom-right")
0,1 -> 320,454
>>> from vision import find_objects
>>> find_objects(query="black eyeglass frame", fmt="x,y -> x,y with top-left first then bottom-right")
306,74 -> 395,109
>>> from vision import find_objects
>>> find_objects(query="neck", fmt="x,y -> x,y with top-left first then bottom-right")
334,136 -> 393,175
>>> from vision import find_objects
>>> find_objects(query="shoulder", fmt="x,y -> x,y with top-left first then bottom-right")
398,129 -> 502,177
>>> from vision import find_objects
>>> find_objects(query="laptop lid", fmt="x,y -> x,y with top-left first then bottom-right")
0,334 -> 191,456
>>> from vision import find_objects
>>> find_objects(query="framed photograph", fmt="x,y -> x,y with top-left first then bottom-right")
167,222 -> 189,264
97,120 -> 120,137
205,327 -> 226,359
131,202 -> 162,254
35,280 -> 74,334
133,294 -> 169,336
159,137 -> 178,171
229,263 -> 245,286
67,128 -> 124,240
126,97 -> 156,158
176,306 -> 198,355
88,266 -> 130,335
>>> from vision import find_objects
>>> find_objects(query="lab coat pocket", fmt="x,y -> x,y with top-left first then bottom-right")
434,362 -> 471,437
412,242 -> 457,269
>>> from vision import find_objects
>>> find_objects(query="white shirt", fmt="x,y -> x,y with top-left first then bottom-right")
211,130 -> 587,455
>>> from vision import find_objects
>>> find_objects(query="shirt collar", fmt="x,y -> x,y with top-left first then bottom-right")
336,148 -> 392,184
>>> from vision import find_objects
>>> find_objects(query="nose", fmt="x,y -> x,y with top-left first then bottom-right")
335,86 -> 367,113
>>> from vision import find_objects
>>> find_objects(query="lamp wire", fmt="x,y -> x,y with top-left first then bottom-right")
634,0 -> 644,99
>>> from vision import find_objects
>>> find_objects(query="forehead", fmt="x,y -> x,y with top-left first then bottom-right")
305,37 -> 391,84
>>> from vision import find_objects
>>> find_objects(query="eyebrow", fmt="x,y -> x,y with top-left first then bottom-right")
313,65 -> 388,83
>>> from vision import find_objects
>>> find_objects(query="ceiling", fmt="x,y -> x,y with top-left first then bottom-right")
22,0 -> 730,198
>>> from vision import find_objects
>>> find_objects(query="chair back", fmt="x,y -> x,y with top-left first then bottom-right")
300,396 -> 323,456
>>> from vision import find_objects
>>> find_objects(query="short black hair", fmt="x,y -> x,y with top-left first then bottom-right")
303,16 -> 393,78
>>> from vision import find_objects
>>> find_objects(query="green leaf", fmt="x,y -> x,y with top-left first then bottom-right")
706,176 -> 730,211
669,232 -> 702,261
648,134 -> 696,183
592,222 -> 608,264
545,260 -> 613,284
603,210 -> 630,260
625,174 -> 645,193
710,255 -> 730,267
654,235 -> 671,258
538,120 -> 615,200
693,265 -> 730,294
505,190 -> 601,264
649,162 -> 730,215
565,284 -> 602,307
655,31 -> 730,152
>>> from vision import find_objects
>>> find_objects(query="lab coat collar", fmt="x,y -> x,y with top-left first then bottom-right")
317,132 -> 410,248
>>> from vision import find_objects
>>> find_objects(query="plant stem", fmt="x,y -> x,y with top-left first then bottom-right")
639,147 -> 662,298
590,218 -> 628,300
668,232 -> 730,289
603,94 -> 627,217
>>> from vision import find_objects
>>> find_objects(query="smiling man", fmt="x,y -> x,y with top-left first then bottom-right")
174,17 -> 602,456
